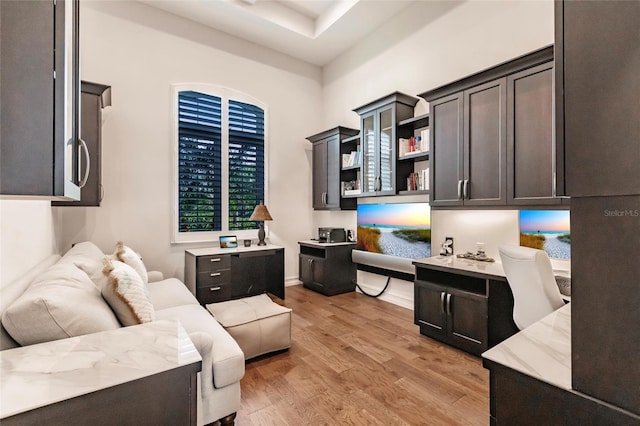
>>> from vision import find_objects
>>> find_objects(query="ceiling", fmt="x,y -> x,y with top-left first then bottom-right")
139,0 -> 417,66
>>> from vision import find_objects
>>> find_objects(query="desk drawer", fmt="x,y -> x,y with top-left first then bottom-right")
196,284 -> 232,305
197,269 -> 230,287
196,255 -> 231,272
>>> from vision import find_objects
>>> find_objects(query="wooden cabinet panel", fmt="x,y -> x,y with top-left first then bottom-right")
463,78 -> 507,205
299,243 -> 356,296
559,1 -> 640,197
307,127 -> 359,210
448,289 -> 488,354
415,281 -> 447,338
507,63 -> 558,205
430,93 -> 464,206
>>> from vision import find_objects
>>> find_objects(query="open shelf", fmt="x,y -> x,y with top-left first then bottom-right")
398,151 -> 429,161
342,165 -> 361,171
398,189 -> 429,196
398,113 -> 429,129
341,134 -> 360,144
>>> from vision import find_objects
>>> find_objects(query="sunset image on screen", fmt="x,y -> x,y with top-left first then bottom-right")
357,203 -> 431,259
519,210 -> 570,259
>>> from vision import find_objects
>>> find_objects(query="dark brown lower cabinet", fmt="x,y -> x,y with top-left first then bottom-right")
484,361 -> 640,425
298,242 -> 356,296
414,266 -> 517,356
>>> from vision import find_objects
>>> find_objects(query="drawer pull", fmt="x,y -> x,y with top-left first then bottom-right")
209,287 -> 221,292
210,272 -> 221,277
210,258 -> 222,262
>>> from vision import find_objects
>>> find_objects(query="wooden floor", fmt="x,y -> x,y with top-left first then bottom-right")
235,285 -> 489,425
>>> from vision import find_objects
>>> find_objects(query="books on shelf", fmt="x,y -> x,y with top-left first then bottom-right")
342,150 -> 361,168
398,133 -> 429,158
406,168 -> 429,191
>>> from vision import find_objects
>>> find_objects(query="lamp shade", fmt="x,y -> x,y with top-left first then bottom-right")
249,204 -> 273,221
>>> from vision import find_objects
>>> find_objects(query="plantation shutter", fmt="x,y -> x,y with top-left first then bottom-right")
228,99 -> 265,230
178,91 -> 222,232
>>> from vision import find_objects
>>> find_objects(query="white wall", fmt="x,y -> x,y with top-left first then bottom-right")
320,0 -> 555,303
53,1 -> 323,282
0,201 -> 57,285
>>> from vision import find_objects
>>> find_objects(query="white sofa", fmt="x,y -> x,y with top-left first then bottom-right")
0,242 -> 245,426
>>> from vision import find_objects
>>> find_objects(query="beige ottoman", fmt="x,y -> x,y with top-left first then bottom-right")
206,294 -> 292,360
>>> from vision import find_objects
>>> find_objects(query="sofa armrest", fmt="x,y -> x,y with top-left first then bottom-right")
147,270 -> 164,283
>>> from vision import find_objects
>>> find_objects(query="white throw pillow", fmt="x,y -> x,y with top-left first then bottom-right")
114,241 -> 148,285
102,258 -> 155,326
57,241 -> 105,280
1,263 -> 121,346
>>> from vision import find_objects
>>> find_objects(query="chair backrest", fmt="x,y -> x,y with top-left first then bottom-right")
499,245 -> 565,330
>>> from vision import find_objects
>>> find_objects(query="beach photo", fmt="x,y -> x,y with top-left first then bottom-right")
519,210 -> 570,259
357,203 -> 431,259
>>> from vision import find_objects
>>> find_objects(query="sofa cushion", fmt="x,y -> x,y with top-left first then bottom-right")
57,241 -> 105,281
155,304 -> 244,388
102,259 -> 155,326
114,241 -> 148,285
147,278 -> 199,310
1,262 -> 121,346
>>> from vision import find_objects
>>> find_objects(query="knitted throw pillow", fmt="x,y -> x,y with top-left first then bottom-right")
114,241 -> 148,285
101,257 -> 155,326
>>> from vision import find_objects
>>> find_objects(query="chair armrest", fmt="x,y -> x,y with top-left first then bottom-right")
147,270 -> 164,283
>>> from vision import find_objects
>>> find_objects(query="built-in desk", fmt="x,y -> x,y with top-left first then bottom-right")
0,321 -> 202,425
482,306 -> 639,424
412,256 -> 519,356
185,244 -> 285,304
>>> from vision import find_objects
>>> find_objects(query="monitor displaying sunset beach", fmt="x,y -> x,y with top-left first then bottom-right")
356,203 -> 431,259
519,210 -> 570,259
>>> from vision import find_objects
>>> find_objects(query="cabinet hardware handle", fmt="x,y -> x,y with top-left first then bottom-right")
457,180 -> 463,199
209,286 -> 221,292
440,292 -> 446,314
463,180 -> 469,199
78,138 -> 91,188
210,258 -> 221,262
210,272 -> 221,277
446,293 -> 452,315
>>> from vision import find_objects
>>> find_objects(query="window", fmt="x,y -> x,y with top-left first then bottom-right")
172,84 -> 267,243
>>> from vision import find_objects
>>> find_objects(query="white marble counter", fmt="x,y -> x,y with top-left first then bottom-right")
482,304 -> 572,390
298,240 -> 356,247
186,244 -> 283,256
0,320 -> 201,419
413,255 -> 507,279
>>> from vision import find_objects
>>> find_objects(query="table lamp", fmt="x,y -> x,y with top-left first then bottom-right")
249,204 -> 272,246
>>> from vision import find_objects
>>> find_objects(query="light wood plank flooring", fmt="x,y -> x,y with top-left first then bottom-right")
235,285 -> 489,425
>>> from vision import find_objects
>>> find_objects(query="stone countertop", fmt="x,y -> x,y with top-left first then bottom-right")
413,255 -> 508,280
0,320 -> 201,419
186,244 -> 284,256
298,240 -> 356,247
482,304 -> 572,390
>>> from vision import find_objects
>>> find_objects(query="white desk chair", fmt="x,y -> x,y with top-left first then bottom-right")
499,245 -> 566,330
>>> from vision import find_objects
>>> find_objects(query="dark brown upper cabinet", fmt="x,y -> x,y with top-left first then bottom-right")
53,82 -> 112,207
307,127 -> 359,210
353,92 -> 418,197
0,0 -> 83,200
420,46 -> 559,209
556,1 -> 640,198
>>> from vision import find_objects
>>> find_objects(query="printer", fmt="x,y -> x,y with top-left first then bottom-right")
318,227 -> 346,243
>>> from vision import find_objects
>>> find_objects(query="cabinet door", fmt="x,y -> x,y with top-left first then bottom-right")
360,112 -> 377,195
561,1 -> 640,197
415,281 -> 448,339
429,93 -> 464,206
231,253 -> 267,298
507,62 -> 559,205
299,254 -> 314,284
377,105 -> 396,195
312,141 -> 328,209
325,135 -> 341,209
463,78 -> 507,206
447,288 -> 488,355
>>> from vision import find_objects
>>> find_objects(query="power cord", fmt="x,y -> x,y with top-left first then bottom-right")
353,275 -> 391,298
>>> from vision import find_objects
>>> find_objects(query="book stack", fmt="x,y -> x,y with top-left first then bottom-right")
406,168 -> 429,191
399,133 -> 429,157
342,151 -> 361,168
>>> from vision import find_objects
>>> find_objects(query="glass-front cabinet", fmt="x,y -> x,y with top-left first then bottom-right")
353,92 -> 418,197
